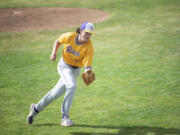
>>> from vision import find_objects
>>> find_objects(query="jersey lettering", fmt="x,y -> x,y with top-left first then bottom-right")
66,46 -> 80,56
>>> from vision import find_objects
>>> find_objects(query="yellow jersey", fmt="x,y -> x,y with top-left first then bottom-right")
57,32 -> 94,68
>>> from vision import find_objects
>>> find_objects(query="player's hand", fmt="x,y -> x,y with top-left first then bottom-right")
85,68 -> 92,73
50,53 -> 57,61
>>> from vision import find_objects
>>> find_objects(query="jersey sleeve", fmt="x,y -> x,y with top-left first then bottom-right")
57,32 -> 72,44
82,44 -> 94,69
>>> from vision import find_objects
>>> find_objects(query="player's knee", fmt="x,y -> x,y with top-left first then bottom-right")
66,83 -> 77,90
69,85 -> 77,91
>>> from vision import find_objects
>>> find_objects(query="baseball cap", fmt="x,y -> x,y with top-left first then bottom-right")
80,22 -> 94,34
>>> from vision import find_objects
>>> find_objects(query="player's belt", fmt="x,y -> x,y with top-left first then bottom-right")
62,58 -> 79,69
69,64 -> 79,69
66,63 -> 79,69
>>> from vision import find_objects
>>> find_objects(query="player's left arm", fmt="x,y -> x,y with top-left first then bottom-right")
82,45 -> 94,72
81,47 -> 95,85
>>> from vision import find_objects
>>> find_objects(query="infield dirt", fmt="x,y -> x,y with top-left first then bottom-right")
0,8 -> 110,32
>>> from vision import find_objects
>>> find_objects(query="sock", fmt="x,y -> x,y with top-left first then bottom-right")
62,114 -> 69,119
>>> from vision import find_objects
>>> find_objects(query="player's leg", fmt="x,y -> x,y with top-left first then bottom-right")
27,59 -> 66,124
36,78 -> 66,111
59,60 -> 80,126
60,68 -> 76,117
65,68 -> 80,116
27,78 -> 66,124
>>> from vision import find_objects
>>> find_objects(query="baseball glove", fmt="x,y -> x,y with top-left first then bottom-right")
81,70 -> 95,86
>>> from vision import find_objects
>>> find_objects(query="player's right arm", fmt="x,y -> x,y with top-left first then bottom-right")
50,32 -> 71,61
50,40 -> 61,61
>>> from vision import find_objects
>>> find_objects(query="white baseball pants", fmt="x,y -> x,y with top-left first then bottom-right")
36,58 -> 80,117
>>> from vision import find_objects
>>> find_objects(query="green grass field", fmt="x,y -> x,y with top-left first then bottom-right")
0,0 -> 180,135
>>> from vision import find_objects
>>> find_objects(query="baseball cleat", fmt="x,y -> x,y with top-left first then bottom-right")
27,103 -> 38,124
61,117 -> 74,127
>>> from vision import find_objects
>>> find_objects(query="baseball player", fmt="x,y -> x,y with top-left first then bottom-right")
27,22 -> 95,126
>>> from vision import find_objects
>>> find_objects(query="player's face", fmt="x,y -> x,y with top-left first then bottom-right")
80,30 -> 92,42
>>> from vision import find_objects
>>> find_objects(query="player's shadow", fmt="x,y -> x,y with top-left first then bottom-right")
34,123 -> 180,135
35,123 -> 59,127
71,124 -> 180,135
